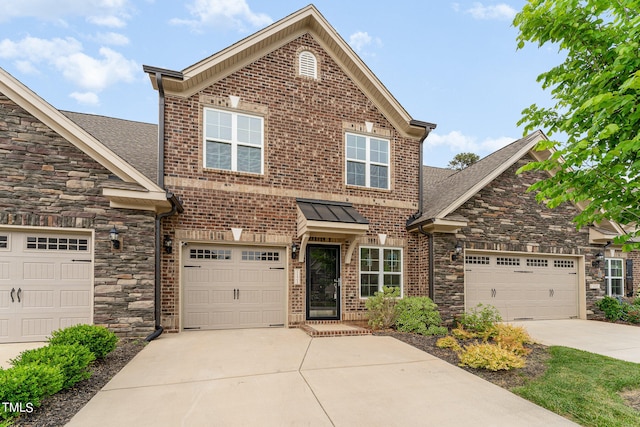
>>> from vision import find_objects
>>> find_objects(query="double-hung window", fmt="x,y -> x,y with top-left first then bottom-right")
605,258 -> 624,297
360,247 -> 402,298
346,133 -> 389,189
204,108 -> 263,174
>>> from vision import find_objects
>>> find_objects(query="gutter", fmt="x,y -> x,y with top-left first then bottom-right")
144,69 -> 184,342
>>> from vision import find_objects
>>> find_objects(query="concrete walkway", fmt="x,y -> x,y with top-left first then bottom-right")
67,328 -> 576,427
511,319 -> 640,363
0,342 -> 45,368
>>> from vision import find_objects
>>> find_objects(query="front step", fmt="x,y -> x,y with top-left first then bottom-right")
299,321 -> 371,337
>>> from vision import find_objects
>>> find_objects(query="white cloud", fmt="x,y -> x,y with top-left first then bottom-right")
170,0 -> 272,32
86,15 -> 127,28
0,0 -> 132,25
465,3 -> 517,20
0,36 -> 139,93
426,130 -> 515,154
70,91 -> 100,105
348,31 -> 382,57
93,32 -> 130,45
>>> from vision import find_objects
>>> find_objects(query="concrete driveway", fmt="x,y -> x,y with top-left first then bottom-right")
67,328 -> 576,427
511,319 -> 640,363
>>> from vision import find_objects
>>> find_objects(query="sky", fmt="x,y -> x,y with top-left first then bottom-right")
0,0 -> 563,168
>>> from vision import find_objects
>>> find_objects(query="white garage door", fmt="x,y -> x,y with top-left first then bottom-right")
183,245 -> 286,330
0,230 -> 93,343
465,252 -> 579,321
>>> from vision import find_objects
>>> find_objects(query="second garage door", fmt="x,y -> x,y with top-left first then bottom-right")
183,245 -> 286,330
465,252 -> 579,321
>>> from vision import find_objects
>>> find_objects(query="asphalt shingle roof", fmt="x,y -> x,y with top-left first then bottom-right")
413,130 -> 544,226
62,111 -> 158,182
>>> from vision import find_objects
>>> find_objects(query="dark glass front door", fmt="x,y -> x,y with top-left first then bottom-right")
306,245 -> 340,320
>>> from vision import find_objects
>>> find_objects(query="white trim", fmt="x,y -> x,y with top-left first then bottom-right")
605,258 -> 624,297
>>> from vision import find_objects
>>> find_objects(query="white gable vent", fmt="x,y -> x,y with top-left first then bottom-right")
299,51 -> 317,79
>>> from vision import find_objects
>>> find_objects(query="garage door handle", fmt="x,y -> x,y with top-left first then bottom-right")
184,265 -> 201,268
549,289 -> 555,297
10,288 -> 15,303
16,288 -> 21,303
270,267 -> 284,270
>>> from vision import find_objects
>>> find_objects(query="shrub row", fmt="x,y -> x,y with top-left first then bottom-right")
0,324 -> 118,423
365,286 -> 447,336
595,296 -> 640,323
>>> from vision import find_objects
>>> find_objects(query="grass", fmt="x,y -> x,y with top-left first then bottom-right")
513,346 -> 640,427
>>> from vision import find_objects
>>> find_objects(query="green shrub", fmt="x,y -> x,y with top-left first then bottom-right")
436,336 -> 462,352
0,364 -> 64,421
394,296 -> 447,336
456,304 -> 502,335
595,296 -> 627,321
365,286 -> 400,330
492,324 -> 533,356
12,344 -> 95,389
626,306 -> 640,324
48,324 -> 118,359
451,327 -> 476,340
458,343 -> 525,371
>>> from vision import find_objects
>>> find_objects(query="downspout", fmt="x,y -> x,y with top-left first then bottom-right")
145,71 -> 171,342
408,120 -> 436,220
418,225 -> 435,302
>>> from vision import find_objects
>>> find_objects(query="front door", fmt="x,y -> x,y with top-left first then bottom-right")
306,245 -> 340,320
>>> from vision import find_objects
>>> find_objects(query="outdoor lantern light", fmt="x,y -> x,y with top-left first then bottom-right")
109,226 -> 120,250
592,251 -> 604,267
451,241 -> 463,261
164,235 -> 173,254
291,242 -> 299,259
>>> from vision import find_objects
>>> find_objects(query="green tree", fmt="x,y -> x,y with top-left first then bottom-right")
513,0 -> 640,249
448,152 -> 480,170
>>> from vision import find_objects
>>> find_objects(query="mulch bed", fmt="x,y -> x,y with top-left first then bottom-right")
12,340 -> 146,427
374,331 -> 551,389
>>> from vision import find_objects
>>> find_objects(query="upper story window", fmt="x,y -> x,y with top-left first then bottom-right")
299,51 -> 317,79
346,133 -> 389,189
204,108 -> 263,174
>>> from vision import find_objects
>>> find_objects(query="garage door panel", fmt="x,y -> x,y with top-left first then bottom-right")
0,230 -> 93,343
183,245 -> 285,330
466,252 -> 579,321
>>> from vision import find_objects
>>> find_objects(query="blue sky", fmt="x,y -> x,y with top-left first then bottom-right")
0,0 -> 562,168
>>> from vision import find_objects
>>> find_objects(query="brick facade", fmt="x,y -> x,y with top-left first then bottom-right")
429,155 -> 606,322
0,93 -> 156,338
159,33 -> 423,330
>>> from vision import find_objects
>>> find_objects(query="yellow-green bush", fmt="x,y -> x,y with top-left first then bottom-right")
458,343 -> 525,371
491,324 -> 533,356
436,336 -> 462,352
451,327 -> 476,340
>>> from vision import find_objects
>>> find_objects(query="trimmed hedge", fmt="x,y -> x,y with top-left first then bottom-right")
48,324 -> 118,359
0,364 -> 64,421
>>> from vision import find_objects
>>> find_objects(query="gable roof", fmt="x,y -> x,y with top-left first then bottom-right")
62,111 -> 158,182
409,130 -> 546,229
0,67 -> 171,213
143,4 -> 433,139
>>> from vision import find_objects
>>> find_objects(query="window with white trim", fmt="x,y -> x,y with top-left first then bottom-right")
360,247 -> 402,297
299,51 -> 317,79
605,258 -> 624,297
204,108 -> 263,174
346,133 -> 389,189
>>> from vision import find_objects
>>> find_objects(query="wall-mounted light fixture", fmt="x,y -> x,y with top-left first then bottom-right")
291,242 -> 299,259
109,226 -> 120,250
163,235 -> 173,254
592,252 -> 604,267
451,241 -> 463,261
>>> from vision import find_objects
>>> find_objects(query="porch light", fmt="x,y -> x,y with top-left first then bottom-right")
451,241 -> 463,261
164,235 -> 173,254
291,242 -> 299,259
592,252 -> 604,267
109,227 -> 120,250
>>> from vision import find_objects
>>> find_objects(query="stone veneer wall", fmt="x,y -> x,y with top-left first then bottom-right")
431,156 -> 604,322
159,33 -> 423,330
0,93 -> 157,338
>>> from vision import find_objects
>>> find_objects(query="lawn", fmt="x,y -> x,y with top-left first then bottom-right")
513,346 -> 640,427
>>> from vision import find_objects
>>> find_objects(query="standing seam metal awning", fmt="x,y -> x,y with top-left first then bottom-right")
296,198 -> 369,263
